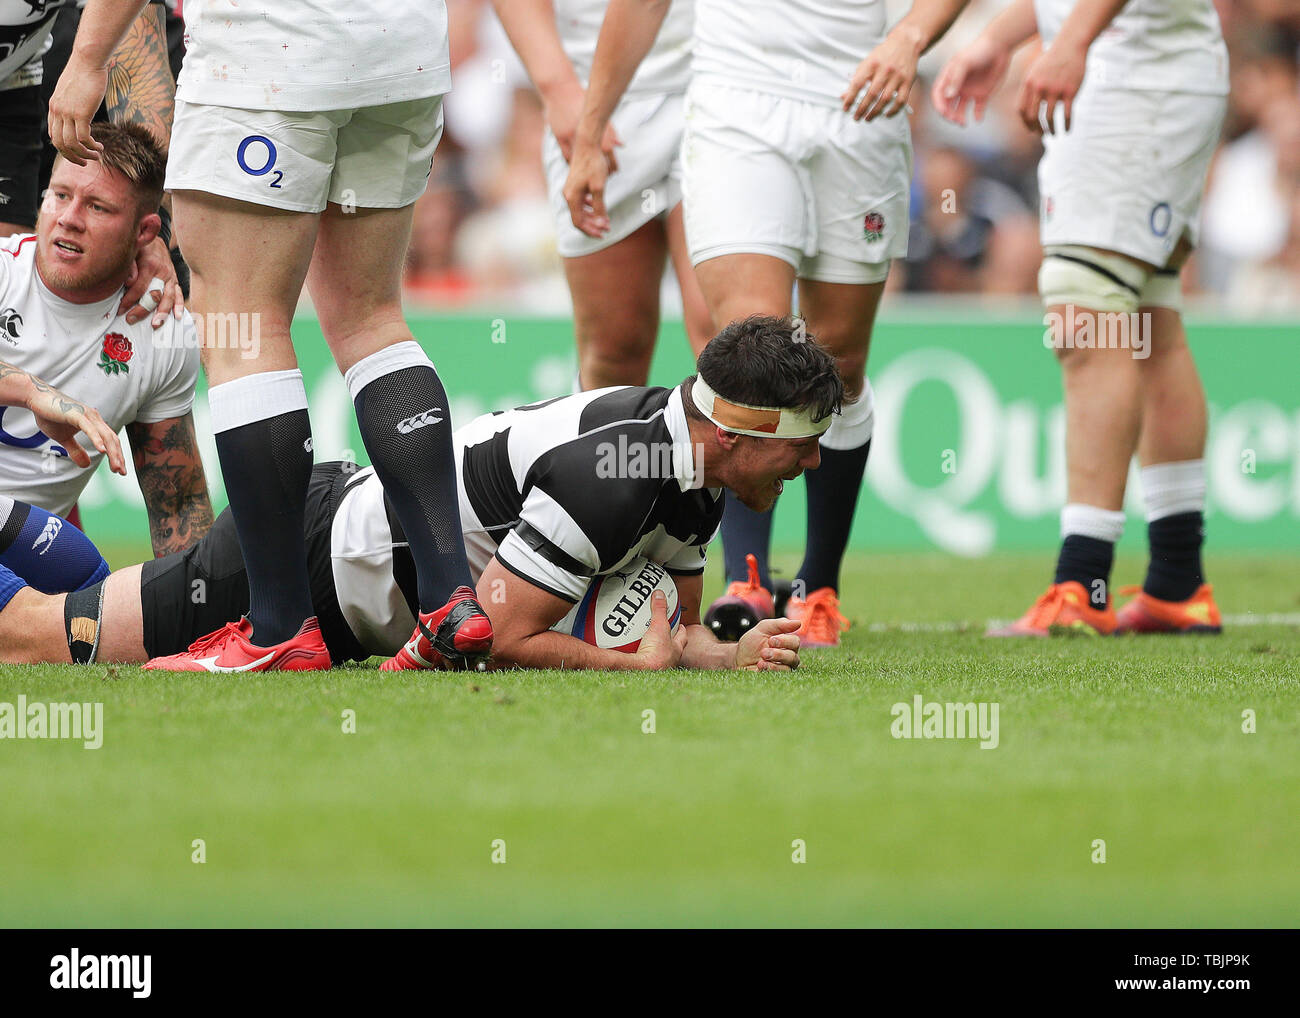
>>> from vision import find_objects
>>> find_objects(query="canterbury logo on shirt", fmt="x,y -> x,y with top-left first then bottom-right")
33,516 -> 61,555
396,409 -> 444,434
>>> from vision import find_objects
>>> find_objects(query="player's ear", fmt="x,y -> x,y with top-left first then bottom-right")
135,211 -> 162,250
714,426 -> 740,452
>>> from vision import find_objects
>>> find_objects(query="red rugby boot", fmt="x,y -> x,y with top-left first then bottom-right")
382,585 -> 494,671
144,617 -> 331,672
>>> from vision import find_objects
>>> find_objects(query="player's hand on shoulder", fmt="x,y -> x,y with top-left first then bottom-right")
932,36 -> 1013,127
1017,44 -> 1087,135
735,618 -> 802,672
842,27 -> 922,122
633,590 -> 688,671
120,236 -> 183,328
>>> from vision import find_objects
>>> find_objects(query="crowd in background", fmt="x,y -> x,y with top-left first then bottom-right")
404,0 -> 1300,314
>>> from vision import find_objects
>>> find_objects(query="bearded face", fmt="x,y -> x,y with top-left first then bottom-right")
36,159 -> 147,303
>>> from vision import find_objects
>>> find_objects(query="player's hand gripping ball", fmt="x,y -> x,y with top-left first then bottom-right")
552,556 -> 680,652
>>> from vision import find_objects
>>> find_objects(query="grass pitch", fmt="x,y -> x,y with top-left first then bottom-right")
1,551 -> 1297,927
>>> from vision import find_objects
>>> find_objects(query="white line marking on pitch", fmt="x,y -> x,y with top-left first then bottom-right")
865,613 -> 1300,634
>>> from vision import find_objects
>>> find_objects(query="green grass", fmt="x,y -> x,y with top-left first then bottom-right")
1,551 -> 1297,927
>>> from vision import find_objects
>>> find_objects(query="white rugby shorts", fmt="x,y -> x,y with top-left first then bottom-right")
1038,85 -> 1227,267
165,96 -> 444,212
680,76 -> 911,284
544,91 -> 685,257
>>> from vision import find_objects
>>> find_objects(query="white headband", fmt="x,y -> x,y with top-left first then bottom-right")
691,376 -> 833,439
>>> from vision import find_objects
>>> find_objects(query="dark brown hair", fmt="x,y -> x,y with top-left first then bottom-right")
687,314 -> 843,424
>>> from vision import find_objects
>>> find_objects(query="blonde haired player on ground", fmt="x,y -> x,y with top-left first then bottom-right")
491,0 -> 713,390
563,0 -> 972,647
934,0 -> 1228,636
49,0 -> 494,671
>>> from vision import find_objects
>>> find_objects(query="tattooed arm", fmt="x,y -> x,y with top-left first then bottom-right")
0,359 -> 126,474
104,3 -> 186,326
126,413 -> 214,557
104,4 -> 174,154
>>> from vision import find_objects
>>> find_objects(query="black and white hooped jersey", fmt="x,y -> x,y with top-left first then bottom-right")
326,385 -> 723,652
0,0 -> 74,89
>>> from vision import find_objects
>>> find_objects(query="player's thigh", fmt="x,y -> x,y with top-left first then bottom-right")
171,189 -> 319,307
97,565 -> 147,663
564,218 -> 667,362
171,189 -> 318,381
693,253 -> 796,330
307,201 -> 415,363
664,204 -> 713,357
167,102 -> 330,374
796,278 -> 886,397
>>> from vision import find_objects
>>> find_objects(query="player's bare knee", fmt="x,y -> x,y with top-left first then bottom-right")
0,588 -> 68,664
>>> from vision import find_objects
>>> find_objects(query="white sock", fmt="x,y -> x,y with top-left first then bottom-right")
1060,503 -> 1126,543
1140,459 -> 1205,522
344,341 -> 431,401
820,377 -> 875,451
208,369 -> 308,433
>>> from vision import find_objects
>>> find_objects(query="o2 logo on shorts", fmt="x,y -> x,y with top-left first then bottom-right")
1149,202 -> 1172,238
236,135 -> 283,189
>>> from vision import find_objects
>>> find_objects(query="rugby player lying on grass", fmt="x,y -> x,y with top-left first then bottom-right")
0,316 -> 836,672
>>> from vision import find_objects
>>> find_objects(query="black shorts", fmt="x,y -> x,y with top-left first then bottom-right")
0,84 -> 43,229
139,463 -> 369,664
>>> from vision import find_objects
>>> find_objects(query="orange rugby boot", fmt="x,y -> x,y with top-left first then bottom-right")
1114,583 -> 1222,634
786,586 -> 851,648
986,581 -> 1117,637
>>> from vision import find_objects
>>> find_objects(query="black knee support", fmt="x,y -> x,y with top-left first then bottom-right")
64,579 -> 107,665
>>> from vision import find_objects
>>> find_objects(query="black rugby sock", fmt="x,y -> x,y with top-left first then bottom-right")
213,410 -> 316,645
1053,534 -> 1115,608
350,349 -> 470,611
797,439 -> 871,594
1143,511 -> 1205,602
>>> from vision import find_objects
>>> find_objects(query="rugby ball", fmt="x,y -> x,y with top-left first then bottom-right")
551,556 -> 681,653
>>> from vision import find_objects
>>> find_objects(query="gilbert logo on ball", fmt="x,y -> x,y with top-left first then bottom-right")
552,556 -> 681,653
